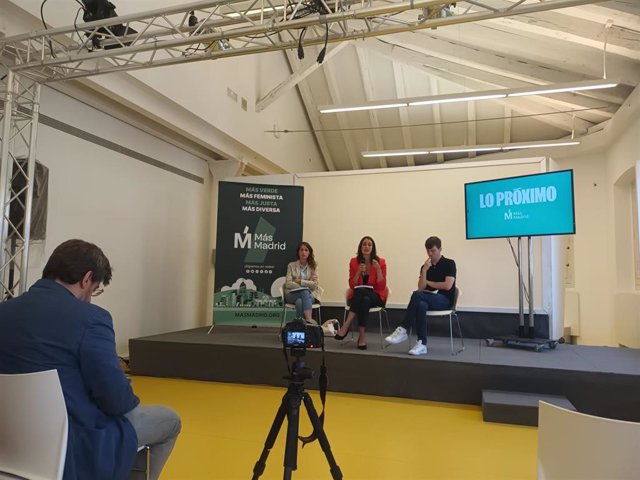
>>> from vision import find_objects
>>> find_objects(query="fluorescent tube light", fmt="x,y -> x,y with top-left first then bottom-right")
430,146 -> 502,154
319,103 -> 408,114
502,141 -> 580,150
361,139 -> 581,158
320,79 -> 618,114
408,93 -> 506,106
507,79 -> 619,97
227,5 -> 285,18
362,149 -> 429,158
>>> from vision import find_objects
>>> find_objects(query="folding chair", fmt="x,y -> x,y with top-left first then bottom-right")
279,285 -> 324,331
426,286 -> 464,355
343,287 -> 391,348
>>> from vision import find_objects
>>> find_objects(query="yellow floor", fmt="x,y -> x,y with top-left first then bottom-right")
131,376 -> 537,480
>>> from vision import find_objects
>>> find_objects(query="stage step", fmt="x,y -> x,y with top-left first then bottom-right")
482,390 -> 576,426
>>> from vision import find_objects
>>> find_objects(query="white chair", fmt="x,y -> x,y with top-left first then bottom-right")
279,285 -> 324,330
0,370 -> 68,480
343,287 -> 391,348
538,401 -> 640,480
426,286 -> 464,355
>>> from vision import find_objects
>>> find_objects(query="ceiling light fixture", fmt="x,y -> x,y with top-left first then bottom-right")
227,5 -> 286,18
429,146 -> 503,154
361,139 -> 581,158
320,79 -> 619,114
320,103 -> 408,113
501,141 -> 581,150
408,93 -> 506,107
507,79 -> 620,97
320,102 -> 408,114
369,149 -> 430,157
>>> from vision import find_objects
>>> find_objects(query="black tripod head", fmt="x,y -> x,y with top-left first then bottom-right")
286,348 -> 314,383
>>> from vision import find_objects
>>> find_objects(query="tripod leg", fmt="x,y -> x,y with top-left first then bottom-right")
302,393 -> 343,480
252,397 -> 288,480
283,392 -> 302,480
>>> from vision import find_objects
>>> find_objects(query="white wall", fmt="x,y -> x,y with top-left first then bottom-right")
606,86 -> 640,348
130,51 -> 326,174
25,87 -> 211,353
297,161 -> 548,311
555,150 -> 613,344
223,159 -> 552,314
554,86 -> 640,346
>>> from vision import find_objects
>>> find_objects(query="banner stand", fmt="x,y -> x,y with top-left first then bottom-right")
211,181 -> 304,330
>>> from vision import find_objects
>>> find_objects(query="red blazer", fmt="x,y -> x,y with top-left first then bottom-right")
347,257 -> 388,303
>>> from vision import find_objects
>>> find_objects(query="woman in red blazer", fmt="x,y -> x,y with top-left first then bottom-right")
335,236 -> 388,349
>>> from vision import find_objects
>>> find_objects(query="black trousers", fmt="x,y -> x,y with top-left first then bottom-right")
349,288 -> 383,328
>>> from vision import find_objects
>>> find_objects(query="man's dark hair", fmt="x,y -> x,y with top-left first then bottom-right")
425,236 -> 442,250
42,239 -> 112,286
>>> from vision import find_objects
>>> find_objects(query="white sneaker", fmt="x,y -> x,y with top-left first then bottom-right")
408,340 -> 427,356
385,326 -> 408,344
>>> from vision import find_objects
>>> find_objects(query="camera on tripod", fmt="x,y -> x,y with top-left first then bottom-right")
253,317 -> 342,480
281,318 -> 324,350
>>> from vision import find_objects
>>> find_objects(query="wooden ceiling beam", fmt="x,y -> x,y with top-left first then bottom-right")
355,46 -> 388,168
322,56 -> 361,170
285,49 -> 337,171
364,37 -> 630,105
257,42 -> 349,113
392,62 -> 416,167
429,77 -> 445,163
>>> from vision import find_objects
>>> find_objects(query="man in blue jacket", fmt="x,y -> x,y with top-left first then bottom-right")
0,239 -> 180,479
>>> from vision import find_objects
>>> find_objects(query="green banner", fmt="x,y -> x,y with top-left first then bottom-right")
213,182 -> 303,326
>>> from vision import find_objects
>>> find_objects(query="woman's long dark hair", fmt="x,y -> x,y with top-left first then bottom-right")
356,236 -> 379,264
297,241 -> 317,270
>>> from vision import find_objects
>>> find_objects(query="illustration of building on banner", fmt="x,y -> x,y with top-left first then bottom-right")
215,282 -> 280,308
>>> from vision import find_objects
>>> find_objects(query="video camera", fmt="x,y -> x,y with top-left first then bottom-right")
80,0 -> 137,49
281,318 -> 324,350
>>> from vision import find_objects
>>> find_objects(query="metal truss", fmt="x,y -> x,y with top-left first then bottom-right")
0,71 -> 41,299
0,0 -> 602,82
0,0 -> 601,297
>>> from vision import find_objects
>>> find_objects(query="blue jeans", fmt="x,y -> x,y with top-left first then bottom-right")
286,289 -> 314,318
401,290 -> 451,344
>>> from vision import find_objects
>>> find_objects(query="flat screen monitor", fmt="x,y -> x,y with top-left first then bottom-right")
465,170 -> 576,239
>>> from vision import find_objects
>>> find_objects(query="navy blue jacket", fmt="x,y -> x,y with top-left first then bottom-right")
0,279 -> 139,480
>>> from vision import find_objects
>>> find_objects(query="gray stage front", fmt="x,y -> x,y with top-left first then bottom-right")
129,326 -> 640,423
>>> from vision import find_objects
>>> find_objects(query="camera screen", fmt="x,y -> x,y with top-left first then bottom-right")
287,331 -> 306,346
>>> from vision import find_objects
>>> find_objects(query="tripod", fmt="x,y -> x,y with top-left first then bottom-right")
251,351 -> 342,480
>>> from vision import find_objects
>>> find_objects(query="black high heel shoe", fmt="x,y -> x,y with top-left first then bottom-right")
334,332 -> 347,341
357,344 -> 367,350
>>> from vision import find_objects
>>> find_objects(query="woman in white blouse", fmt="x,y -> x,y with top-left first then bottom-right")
284,242 -> 321,323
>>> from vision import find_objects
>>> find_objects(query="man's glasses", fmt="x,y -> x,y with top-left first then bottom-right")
91,286 -> 105,297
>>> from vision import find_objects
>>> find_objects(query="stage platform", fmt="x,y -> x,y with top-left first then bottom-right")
129,326 -> 640,422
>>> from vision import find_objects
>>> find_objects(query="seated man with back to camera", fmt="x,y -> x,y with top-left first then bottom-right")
0,239 -> 181,480
385,236 -> 456,355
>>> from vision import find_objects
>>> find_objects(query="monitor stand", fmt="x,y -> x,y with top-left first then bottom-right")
485,236 -> 562,352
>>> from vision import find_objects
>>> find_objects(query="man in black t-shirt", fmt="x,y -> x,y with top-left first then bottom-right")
385,236 -> 457,355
